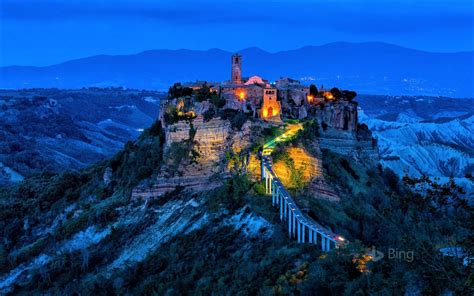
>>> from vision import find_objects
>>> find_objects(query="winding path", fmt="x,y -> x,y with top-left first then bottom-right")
260,124 -> 345,251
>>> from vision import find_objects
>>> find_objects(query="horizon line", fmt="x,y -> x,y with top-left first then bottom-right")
2,41 -> 473,68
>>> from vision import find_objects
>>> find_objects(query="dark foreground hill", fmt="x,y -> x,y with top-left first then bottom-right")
1,42 -> 473,97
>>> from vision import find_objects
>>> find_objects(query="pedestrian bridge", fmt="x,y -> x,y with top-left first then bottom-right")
260,124 -> 345,252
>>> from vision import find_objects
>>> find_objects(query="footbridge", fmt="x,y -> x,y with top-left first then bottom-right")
260,124 -> 345,252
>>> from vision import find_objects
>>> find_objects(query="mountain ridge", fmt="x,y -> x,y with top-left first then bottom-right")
1,42 -> 473,97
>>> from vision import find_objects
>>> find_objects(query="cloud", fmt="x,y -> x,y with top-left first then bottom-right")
2,0 -> 472,33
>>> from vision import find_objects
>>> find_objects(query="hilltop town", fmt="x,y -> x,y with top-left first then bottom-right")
133,54 -> 378,200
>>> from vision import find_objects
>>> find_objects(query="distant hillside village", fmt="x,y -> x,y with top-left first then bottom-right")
165,53 -> 357,124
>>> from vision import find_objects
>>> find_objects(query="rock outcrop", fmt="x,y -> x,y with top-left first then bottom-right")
272,145 -> 340,202
313,101 -> 359,131
318,128 -> 379,164
133,117 -> 233,199
165,117 -> 231,164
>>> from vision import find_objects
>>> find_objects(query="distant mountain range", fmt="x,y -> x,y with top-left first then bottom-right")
1,42 -> 473,97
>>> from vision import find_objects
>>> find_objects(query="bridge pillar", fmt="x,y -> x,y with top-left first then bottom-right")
283,199 -> 287,220
326,238 -> 331,251
279,195 -> 283,221
292,212 -> 296,237
321,236 -> 326,252
269,176 -> 272,196
301,224 -> 305,243
313,231 -> 317,245
261,159 -> 265,182
275,183 -> 279,205
271,182 -> 275,206
297,221 -> 301,243
288,210 -> 292,237
309,229 -> 313,244
264,173 -> 267,194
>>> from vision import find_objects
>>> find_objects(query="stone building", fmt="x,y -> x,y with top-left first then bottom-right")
220,53 -> 282,121
231,54 -> 242,84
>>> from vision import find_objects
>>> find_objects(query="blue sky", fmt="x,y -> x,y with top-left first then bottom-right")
1,0 -> 473,66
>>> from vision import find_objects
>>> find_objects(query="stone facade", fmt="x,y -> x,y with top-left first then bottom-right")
220,54 -> 282,121
261,88 -> 281,122
231,54 -> 242,84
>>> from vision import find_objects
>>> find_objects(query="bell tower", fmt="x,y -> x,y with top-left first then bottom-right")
231,53 -> 242,84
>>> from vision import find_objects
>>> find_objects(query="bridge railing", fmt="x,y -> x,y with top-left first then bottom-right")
261,156 -> 345,251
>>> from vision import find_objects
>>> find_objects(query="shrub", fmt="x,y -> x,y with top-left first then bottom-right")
219,109 -> 249,130
168,83 -> 193,99
208,174 -> 250,211
321,122 -> 328,131
339,158 -> 359,180
203,109 -> 216,122
252,182 -> 266,196
210,94 -> 226,108
309,84 -> 318,97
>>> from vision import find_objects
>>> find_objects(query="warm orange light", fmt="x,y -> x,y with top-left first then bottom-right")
239,91 -> 245,100
262,109 -> 268,117
307,95 -> 314,103
186,111 -> 196,117
272,109 -> 278,116
177,100 -> 185,110
324,92 -> 334,100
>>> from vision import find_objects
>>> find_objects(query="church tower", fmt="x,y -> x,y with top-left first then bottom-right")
231,54 -> 242,84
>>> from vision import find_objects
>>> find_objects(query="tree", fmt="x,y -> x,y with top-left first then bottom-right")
342,90 -> 357,101
309,84 -> 318,97
330,88 -> 342,100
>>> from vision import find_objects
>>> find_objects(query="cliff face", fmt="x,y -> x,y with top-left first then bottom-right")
273,146 -> 322,185
314,101 -> 358,131
310,101 -> 379,163
133,118 -> 233,199
272,145 -> 339,202
166,118 -> 231,164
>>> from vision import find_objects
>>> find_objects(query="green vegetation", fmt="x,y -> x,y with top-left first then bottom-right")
249,125 -> 286,153
309,84 -> 318,97
208,174 -> 251,211
219,109 -> 251,130
271,146 -> 306,190
291,148 -> 472,294
0,119 -> 166,276
168,83 -> 193,99
109,122 -> 165,187
0,103 -> 471,295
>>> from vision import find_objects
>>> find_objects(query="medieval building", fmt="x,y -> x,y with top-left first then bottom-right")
220,54 -> 282,122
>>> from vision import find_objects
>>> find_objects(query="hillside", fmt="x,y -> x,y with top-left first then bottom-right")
357,95 -> 474,191
1,42 -> 473,97
0,87 -> 471,295
0,88 -> 164,186
0,119 -> 470,294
